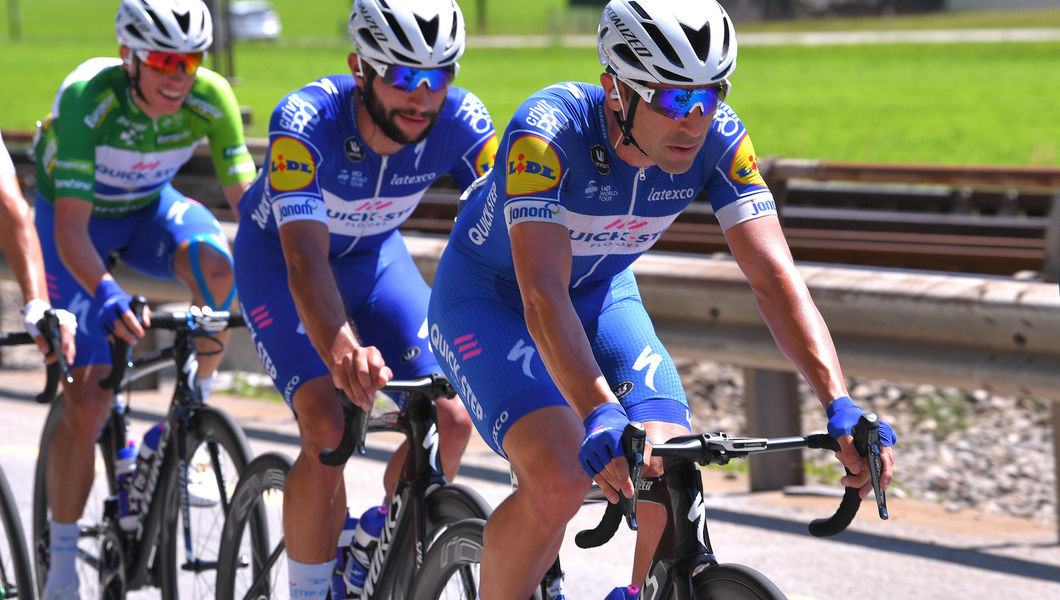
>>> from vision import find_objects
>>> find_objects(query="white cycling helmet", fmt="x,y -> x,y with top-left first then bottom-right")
116,0 -> 213,54
597,0 -> 737,86
348,0 -> 465,69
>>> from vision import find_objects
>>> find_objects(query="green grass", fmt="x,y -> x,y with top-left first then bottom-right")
2,3 -> 1059,165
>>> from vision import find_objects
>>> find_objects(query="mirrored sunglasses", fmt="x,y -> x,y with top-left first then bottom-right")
622,78 -> 726,121
136,50 -> 204,75
364,58 -> 456,93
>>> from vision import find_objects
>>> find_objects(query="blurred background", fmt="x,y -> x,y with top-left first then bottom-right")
0,0 -> 1058,165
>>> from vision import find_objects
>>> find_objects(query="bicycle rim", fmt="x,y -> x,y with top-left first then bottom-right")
691,564 -> 786,600
155,405 -> 253,599
32,394 -> 114,599
1,466 -> 35,600
409,518 -> 485,600
372,484 -> 491,600
216,452 -> 291,600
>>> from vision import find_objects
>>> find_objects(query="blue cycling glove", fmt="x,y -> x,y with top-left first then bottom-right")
579,403 -> 630,479
826,396 -> 897,447
94,279 -> 132,334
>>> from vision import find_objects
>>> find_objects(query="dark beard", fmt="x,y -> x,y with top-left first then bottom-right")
364,87 -> 442,145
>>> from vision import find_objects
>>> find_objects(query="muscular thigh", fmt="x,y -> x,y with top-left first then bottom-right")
120,184 -> 230,280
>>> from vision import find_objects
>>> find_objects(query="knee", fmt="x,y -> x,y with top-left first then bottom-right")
60,386 -> 111,436
520,463 -> 590,528
191,243 -> 235,286
436,396 -> 473,442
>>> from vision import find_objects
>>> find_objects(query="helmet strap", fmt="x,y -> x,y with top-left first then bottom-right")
609,75 -> 649,158
127,53 -> 150,106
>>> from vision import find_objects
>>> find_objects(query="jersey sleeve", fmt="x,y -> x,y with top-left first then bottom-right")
497,87 -> 579,233
445,89 -> 498,190
52,81 -> 107,202
196,70 -> 257,186
702,105 -> 776,232
265,87 -> 330,229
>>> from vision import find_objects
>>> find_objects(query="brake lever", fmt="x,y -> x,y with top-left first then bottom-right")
620,421 -> 646,531
853,413 -> 888,520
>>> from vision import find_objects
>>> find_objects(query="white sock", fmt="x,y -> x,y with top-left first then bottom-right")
46,520 -> 80,589
287,557 -> 334,599
197,374 -> 215,399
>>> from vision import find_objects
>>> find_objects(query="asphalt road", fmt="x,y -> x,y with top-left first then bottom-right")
0,369 -> 1057,600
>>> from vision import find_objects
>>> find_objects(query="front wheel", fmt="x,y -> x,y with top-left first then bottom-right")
372,484 -> 492,600
690,563 -> 786,600
215,452 -> 291,600
155,405 -> 255,600
408,518 -> 485,600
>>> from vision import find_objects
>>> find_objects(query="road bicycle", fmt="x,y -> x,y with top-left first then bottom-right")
410,414 -> 889,600
216,373 -> 493,599
0,309 -> 70,600
32,298 -> 253,599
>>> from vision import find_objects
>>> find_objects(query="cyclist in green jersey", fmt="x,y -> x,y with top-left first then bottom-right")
31,2 -> 256,598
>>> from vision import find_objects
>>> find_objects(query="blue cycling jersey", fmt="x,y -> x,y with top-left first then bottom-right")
239,74 -> 497,256
429,81 -> 777,456
449,81 -> 776,289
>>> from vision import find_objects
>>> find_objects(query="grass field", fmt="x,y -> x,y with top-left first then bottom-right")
1,2 -> 1058,165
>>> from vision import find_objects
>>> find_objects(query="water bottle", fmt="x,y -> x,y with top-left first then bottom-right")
343,505 -> 388,596
128,422 -> 164,516
604,585 -> 640,600
116,443 -> 139,531
331,509 -> 358,600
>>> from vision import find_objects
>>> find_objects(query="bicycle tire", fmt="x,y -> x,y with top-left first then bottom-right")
690,563 -> 786,600
155,405 -> 255,600
215,452 -> 291,600
1,465 -> 35,600
32,394 -> 116,599
371,484 -> 492,600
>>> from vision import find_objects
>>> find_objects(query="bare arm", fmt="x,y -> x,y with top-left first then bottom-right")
724,215 -> 847,405
725,215 -> 894,492
510,220 -> 616,419
222,180 -> 251,221
278,219 -> 390,408
0,171 -> 48,303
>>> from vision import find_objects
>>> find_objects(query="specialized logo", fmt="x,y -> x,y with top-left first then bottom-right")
632,345 -> 662,392
605,7 -> 651,57
344,137 -> 365,162
506,135 -> 561,196
506,339 -> 536,380
475,134 -> 498,177
268,136 -> 315,192
590,144 -> 611,175
401,347 -> 421,364
729,133 -> 767,187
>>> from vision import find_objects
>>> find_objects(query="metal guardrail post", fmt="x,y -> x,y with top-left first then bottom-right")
744,368 -> 804,491
1042,189 -> 1060,283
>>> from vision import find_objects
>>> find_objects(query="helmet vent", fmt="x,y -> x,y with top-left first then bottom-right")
612,44 -> 645,73
357,27 -> 383,53
123,23 -> 146,42
719,17 -> 732,64
172,9 -> 191,35
682,23 -> 711,63
145,8 -> 168,35
392,50 -> 415,64
627,1 -> 650,20
643,22 -> 682,69
447,12 -> 459,49
417,14 -> 440,48
383,10 -> 413,53
655,65 -> 692,85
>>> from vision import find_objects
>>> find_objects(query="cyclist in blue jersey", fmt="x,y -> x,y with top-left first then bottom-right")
232,0 -> 497,595
32,1 -> 258,597
0,130 -> 76,364
427,1 -> 897,598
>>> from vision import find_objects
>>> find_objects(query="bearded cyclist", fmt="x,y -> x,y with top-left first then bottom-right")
32,1 -> 256,597
232,0 -> 496,595
426,1 -> 897,598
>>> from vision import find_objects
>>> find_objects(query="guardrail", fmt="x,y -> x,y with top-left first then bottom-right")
4,131 -> 1060,534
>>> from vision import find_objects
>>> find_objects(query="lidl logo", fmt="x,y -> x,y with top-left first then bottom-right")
475,134 -> 499,177
268,136 -> 315,192
506,135 -> 561,196
728,133 -> 766,187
